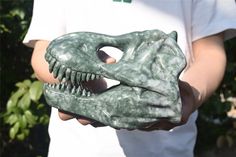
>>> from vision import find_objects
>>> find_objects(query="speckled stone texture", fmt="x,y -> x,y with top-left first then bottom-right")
43,30 -> 186,129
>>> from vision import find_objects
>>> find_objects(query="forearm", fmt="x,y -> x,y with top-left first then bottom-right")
181,34 -> 226,108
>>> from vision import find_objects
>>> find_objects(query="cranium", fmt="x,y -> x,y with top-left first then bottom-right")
43,30 -> 186,129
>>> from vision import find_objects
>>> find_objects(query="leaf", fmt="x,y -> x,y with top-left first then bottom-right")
19,115 -> 27,129
0,24 -> 11,33
9,122 -> 20,139
6,88 -> 26,112
39,115 -> 49,125
18,92 -> 31,110
16,133 -> 25,141
16,129 -> 29,141
37,103 -> 45,110
6,100 -> 17,113
23,79 -> 31,87
10,8 -> 25,19
15,79 -> 31,88
29,81 -> 43,102
15,82 -> 27,88
22,128 -> 29,137
31,73 -> 36,79
4,114 -> 18,125
24,110 -> 37,126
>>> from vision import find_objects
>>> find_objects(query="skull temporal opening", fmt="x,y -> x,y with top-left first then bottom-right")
43,29 -> 187,129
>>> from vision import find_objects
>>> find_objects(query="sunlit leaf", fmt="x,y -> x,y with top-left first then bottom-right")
5,114 -> 18,125
0,24 -> 11,33
6,88 -> 26,112
9,122 -> 20,139
22,128 -> 30,137
15,79 -> 31,88
15,82 -> 27,88
37,103 -> 45,110
10,8 -> 25,19
39,115 -> 49,125
23,79 -> 31,87
18,92 -> 31,110
31,73 -> 36,79
24,110 -> 37,126
19,115 -> 27,129
29,81 -> 43,102
16,133 -> 25,141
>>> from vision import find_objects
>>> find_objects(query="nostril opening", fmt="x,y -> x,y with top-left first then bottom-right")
97,46 -> 124,64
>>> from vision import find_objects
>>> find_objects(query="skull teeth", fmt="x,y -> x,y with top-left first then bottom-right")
49,58 -> 56,73
81,73 -> 87,82
48,56 -> 102,84
46,82 -> 94,97
65,68 -> 71,81
86,73 -> 91,82
45,51 -> 51,60
53,61 -> 60,78
46,55 -> 103,97
70,70 -> 77,85
57,65 -> 66,81
91,74 -> 95,80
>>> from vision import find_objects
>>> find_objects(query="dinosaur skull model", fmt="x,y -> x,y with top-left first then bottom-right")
43,30 -> 186,129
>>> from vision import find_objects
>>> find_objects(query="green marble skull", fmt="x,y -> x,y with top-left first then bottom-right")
43,30 -> 186,129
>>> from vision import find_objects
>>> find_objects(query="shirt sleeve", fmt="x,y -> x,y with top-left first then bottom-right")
23,0 -> 66,48
192,0 -> 236,41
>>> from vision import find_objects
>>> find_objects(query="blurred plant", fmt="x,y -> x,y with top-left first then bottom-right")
195,37 -> 236,154
0,0 -> 50,157
214,38 -> 236,150
216,122 -> 236,149
2,74 -> 49,141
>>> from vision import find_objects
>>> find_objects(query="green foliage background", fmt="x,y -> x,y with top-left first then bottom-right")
0,0 -> 235,157
0,0 -> 49,157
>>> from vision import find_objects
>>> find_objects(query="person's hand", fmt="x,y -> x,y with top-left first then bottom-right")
58,50 -> 116,125
139,80 -> 198,131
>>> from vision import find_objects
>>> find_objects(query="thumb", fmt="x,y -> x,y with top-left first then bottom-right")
98,50 -> 116,64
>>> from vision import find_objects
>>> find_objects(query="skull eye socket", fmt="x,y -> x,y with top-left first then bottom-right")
97,46 -> 124,64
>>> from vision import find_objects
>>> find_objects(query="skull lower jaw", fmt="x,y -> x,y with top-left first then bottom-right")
43,82 -> 182,129
43,83 -> 143,127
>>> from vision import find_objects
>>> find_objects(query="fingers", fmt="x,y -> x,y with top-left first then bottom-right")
178,80 -> 196,124
136,81 -> 196,131
58,110 -> 93,125
139,119 -> 177,131
97,50 -> 116,64
77,118 -> 93,125
59,107 -> 179,130
58,110 -> 74,120
106,57 -> 116,64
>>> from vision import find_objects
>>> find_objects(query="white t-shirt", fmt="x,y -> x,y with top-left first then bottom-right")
23,0 -> 236,157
